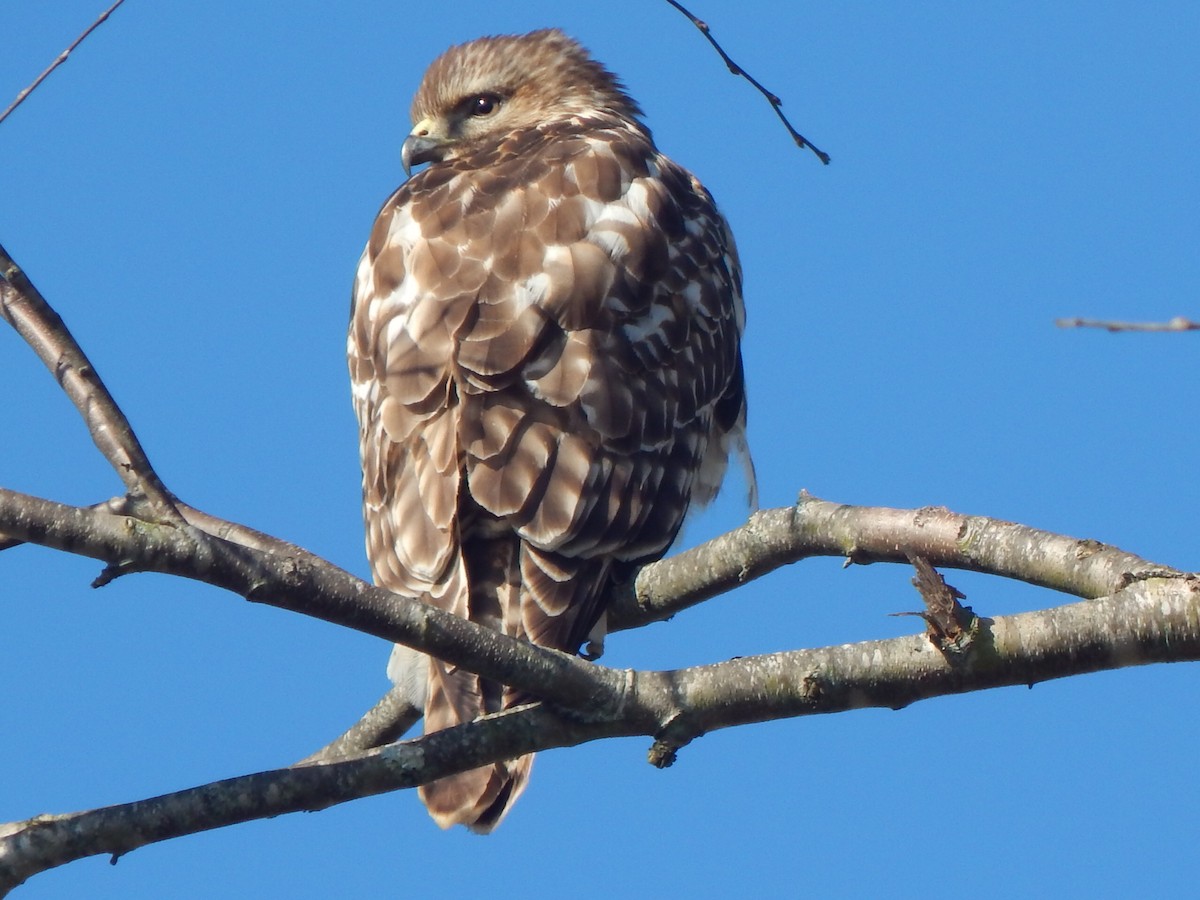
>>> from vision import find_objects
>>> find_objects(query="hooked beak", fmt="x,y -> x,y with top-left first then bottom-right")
401,118 -> 446,176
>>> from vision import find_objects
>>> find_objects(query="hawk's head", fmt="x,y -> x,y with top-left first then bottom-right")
401,29 -> 642,175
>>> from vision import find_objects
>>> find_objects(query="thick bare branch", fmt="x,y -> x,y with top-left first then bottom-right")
3,571 -> 1196,892
613,494 -> 1178,629
0,486 -> 628,715
309,494 -> 1184,757
0,703 -> 636,895
7,480 -> 1171,762
0,242 -> 181,523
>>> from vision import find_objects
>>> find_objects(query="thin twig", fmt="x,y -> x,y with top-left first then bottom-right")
0,242 -> 182,523
1055,316 -> 1200,333
664,0 -> 830,164
0,0 -> 129,129
296,688 -> 421,764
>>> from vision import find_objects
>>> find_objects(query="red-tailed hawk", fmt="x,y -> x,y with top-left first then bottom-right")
349,28 -> 753,832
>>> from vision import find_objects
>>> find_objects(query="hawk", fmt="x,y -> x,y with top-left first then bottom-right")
349,28 -> 753,832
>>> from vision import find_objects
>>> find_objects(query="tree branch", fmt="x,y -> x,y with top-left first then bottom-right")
307,494 -> 1186,758
297,688 -> 421,765
0,486 -> 630,717
3,474 -> 1187,766
613,494 -> 1177,629
0,704 -> 639,894
3,569 -> 1196,892
0,0 -> 128,129
1055,316 -> 1200,332
663,0 -> 830,164
0,241 -> 181,524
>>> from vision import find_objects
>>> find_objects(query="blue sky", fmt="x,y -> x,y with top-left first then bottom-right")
2,1 -> 1198,896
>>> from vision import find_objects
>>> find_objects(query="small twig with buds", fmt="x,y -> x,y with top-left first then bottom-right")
0,0 -> 128,129
1055,316 -> 1199,333
664,0 -> 830,164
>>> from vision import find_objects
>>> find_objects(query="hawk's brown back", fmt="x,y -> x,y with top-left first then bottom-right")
349,32 -> 752,833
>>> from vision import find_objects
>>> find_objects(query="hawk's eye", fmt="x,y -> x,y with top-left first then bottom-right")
468,93 -> 501,117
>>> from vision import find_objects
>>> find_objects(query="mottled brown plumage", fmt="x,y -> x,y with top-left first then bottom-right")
349,28 -> 753,832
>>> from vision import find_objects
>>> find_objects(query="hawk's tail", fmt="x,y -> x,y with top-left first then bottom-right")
416,533 -> 535,833
412,539 -> 614,832
419,659 -> 534,833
